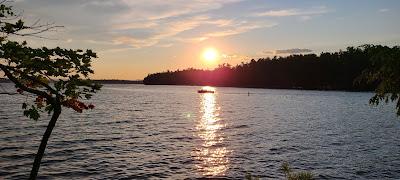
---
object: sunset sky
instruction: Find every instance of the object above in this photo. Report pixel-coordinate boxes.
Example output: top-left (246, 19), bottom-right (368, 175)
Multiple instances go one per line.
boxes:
top-left (13, 0), bottom-right (400, 80)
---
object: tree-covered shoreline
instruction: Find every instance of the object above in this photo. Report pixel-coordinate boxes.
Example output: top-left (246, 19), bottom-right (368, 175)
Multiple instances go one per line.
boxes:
top-left (144, 45), bottom-right (397, 91)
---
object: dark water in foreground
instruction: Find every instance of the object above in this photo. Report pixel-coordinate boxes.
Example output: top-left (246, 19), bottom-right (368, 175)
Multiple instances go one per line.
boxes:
top-left (0, 84), bottom-right (400, 179)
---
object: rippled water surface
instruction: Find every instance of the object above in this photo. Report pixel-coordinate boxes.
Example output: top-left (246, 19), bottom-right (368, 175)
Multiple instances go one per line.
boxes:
top-left (1, 84), bottom-right (400, 179)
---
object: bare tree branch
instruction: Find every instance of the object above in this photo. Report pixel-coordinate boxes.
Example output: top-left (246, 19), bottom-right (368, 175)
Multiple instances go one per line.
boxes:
top-left (0, 64), bottom-right (53, 101)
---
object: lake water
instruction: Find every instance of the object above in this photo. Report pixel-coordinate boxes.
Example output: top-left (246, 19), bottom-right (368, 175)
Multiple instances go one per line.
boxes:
top-left (0, 84), bottom-right (400, 179)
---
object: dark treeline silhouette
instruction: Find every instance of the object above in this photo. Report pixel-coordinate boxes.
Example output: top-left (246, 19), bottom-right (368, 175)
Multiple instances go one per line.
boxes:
top-left (144, 44), bottom-right (399, 91)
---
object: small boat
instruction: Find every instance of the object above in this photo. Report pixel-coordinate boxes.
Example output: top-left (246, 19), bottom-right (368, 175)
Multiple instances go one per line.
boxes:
top-left (198, 89), bottom-right (215, 93)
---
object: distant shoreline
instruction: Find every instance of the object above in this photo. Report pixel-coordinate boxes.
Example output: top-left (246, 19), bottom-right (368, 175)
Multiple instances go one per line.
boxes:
top-left (92, 79), bottom-right (143, 84)
top-left (0, 78), bottom-right (143, 84)
top-left (142, 83), bottom-right (374, 92)
top-left (1, 78), bottom-right (374, 92)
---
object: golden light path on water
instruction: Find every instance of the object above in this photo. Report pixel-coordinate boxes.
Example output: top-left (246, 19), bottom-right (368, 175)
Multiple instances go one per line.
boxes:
top-left (194, 87), bottom-right (230, 176)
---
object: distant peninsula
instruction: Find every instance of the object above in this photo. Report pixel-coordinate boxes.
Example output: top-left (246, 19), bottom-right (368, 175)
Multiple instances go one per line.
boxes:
top-left (143, 45), bottom-right (393, 91)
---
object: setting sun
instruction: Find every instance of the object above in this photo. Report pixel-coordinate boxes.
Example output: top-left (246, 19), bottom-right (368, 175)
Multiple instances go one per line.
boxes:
top-left (1, 1), bottom-right (399, 179)
top-left (203, 48), bottom-right (219, 63)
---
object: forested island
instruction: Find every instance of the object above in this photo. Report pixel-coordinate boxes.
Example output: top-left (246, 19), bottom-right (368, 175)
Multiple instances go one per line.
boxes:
top-left (144, 45), bottom-right (398, 91)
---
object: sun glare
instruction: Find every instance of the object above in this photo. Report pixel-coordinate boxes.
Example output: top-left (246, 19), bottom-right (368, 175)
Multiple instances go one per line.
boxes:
top-left (203, 48), bottom-right (218, 63)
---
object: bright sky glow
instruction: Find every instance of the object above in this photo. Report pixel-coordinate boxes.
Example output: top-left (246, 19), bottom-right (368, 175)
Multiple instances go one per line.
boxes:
top-left (10, 0), bottom-right (400, 80)
top-left (203, 48), bottom-right (219, 63)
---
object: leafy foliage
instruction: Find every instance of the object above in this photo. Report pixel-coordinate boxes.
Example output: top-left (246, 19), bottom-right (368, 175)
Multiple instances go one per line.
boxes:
top-left (281, 162), bottom-right (314, 180)
top-left (0, 3), bottom-right (101, 120)
top-left (356, 45), bottom-right (400, 115)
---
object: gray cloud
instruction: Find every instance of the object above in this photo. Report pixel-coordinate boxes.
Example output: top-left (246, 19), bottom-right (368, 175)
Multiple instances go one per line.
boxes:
top-left (276, 48), bottom-right (313, 54)
top-left (378, 8), bottom-right (389, 13)
top-left (262, 50), bottom-right (274, 54)
top-left (14, 0), bottom-right (254, 49)
top-left (11, 0), bottom-right (290, 49)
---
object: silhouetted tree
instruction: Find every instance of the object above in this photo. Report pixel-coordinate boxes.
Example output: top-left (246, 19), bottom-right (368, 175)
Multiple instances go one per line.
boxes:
top-left (0, 3), bottom-right (101, 179)
top-left (356, 45), bottom-right (400, 115)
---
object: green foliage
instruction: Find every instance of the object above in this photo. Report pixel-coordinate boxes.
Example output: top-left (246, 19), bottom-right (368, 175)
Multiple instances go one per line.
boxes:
top-left (0, 4), bottom-right (25, 35)
top-left (0, 3), bottom-right (101, 119)
top-left (23, 106), bottom-right (40, 121)
top-left (244, 162), bottom-right (314, 180)
top-left (356, 45), bottom-right (400, 115)
top-left (281, 162), bottom-right (314, 180)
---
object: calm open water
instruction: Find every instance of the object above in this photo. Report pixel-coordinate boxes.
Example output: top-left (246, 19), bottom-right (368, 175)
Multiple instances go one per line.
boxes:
top-left (0, 84), bottom-right (399, 179)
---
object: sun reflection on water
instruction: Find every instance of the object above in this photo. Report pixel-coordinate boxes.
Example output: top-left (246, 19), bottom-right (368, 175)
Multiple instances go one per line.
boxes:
top-left (193, 87), bottom-right (230, 176)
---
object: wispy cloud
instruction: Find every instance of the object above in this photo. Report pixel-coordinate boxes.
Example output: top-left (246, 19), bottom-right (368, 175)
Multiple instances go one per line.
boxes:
top-left (13, 1), bottom-right (327, 49)
top-left (261, 50), bottom-right (274, 55)
top-left (276, 48), bottom-right (313, 54)
top-left (176, 37), bottom-right (209, 43)
top-left (112, 15), bottom-right (276, 48)
top-left (254, 6), bottom-right (330, 17)
top-left (113, 0), bottom-right (243, 22)
top-left (206, 22), bottom-right (277, 37)
top-left (378, 8), bottom-right (389, 13)
top-left (15, 0), bottom-right (248, 48)
top-left (112, 36), bottom-right (158, 48)
top-left (111, 15), bottom-right (230, 48)
top-left (104, 0), bottom-right (282, 48)
top-left (299, 16), bottom-right (312, 21)
top-left (221, 53), bottom-right (251, 63)
top-left (263, 48), bottom-right (313, 55)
